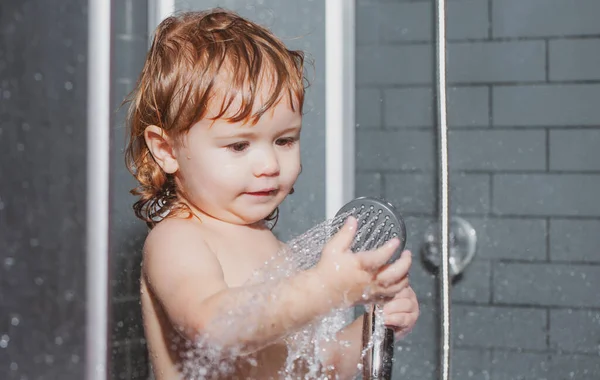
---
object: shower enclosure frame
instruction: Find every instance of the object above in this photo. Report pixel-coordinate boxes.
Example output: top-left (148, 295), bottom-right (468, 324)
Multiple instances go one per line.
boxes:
top-left (84, 0), bottom-right (452, 378)
top-left (86, 0), bottom-right (111, 379)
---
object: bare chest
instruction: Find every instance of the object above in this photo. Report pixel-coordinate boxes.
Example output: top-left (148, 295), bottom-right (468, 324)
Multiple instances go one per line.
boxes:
top-left (211, 234), bottom-right (285, 288)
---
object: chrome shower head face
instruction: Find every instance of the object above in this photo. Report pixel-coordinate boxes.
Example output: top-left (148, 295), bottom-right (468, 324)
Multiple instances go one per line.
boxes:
top-left (334, 197), bottom-right (407, 263)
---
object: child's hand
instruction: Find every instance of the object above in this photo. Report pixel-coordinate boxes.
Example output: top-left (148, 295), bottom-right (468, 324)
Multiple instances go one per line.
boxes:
top-left (315, 216), bottom-right (412, 307)
top-left (383, 286), bottom-right (419, 340)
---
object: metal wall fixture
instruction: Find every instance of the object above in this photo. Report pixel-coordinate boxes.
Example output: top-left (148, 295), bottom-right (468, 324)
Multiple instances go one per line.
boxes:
top-left (422, 217), bottom-right (477, 279)
top-left (433, 0), bottom-right (452, 379)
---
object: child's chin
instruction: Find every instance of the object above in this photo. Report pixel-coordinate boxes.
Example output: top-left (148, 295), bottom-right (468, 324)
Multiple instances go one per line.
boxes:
top-left (239, 210), bottom-right (277, 225)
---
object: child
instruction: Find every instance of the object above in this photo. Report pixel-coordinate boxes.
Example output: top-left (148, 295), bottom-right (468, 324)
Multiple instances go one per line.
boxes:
top-left (125, 8), bottom-right (419, 380)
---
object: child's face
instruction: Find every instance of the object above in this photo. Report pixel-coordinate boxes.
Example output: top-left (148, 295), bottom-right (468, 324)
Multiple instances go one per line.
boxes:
top-left (173, 98), bottom-right (302, 225)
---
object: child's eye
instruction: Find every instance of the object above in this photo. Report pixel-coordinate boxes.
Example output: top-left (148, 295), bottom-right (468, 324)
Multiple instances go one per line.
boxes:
top-left (276, 137), bottom-right (298, 147)
top-left (227, 142), bottom-right (249, 152)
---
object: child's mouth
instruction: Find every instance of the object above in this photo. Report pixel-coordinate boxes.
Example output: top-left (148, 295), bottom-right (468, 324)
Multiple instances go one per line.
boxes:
top-left (246, 189), bottom-right (278, 197)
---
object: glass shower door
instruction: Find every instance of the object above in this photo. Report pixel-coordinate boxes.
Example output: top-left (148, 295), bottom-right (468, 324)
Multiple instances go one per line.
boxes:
top-left (355, 0), bottom-right (600, 379)
top-left (354, 0), bottom-right (441, 378)
top-left (445, 1), bottom-right (600, 379)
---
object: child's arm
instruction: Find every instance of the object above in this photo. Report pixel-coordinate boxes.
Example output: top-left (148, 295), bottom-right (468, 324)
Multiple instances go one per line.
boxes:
top-left (143, 217), bottom-right (406, 354)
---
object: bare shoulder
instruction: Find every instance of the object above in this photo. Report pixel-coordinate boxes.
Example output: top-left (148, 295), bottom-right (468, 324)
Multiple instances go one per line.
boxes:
top-left (142, 217), bottom-right (227, 324)
top-left (144, 217), bottom-right (211, 257)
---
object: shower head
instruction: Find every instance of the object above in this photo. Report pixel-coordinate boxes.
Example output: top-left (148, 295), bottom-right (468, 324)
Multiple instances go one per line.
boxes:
top-left (334, 196), bottom-right (407, 380)
top-left (334, 196), bottom-right (407, 263)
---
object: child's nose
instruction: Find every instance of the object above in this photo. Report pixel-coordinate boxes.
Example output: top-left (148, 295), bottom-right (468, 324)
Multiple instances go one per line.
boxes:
top-left (253, 149), bottom-right (280, 177)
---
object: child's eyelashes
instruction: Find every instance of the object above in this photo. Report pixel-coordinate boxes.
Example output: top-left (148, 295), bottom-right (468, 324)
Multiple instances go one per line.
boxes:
top-left (227, 141), bottom-right (250, 152)
top-left (275, 137), bottom-right (298, 147)
top-left (225, 137), bottom-right (299, 152)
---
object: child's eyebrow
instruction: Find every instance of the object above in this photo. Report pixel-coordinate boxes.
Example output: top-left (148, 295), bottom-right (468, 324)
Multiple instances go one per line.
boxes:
top-left (278, 124), bottom-right (303, 134)
top-left (215, 124), bottom-right (302, 139)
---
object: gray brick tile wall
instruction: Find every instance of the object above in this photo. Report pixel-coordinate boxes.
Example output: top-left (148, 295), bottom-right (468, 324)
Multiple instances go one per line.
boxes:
top-left (548, 354), bottom-right (600, 380)
top-left (452, 259), bottom-right (491, 304)
top-left (356, 0), bottom-right (600, 378)
top-left (384, 86), bottom-right (490, 128)
top-left (355, 171), bottom-right (383, 198)
top-left (493, 174), bottom-right (600, 216)
top-left (356, 1), bottom-right (378, 45)
top-left (452, 348), bottom-right (492, 379)
top-left (450, 173), bottom-right (491, 215)
top-left (384, 87), bottom-right (434, 128)
top-left (549, 39), bottom-right (600, 81)
top-left (490, 351), bottom-right (550, 380)
top-left (549, 129), bottom-right (600, 171)
top-left (393, 343), bottom-right (437, 379)
top-left (449, 130), bottom-right (546, 171)
top-left (379, 1), bottom-right (489, 43)
top-left (356, 130), bottom-right (435, 171)
top-left (493, 263), bottom-right (600, 307)
top-left (384, 173), bottom-right (436, 214)
top-left (453, 305), bottom-right (548, 350)
top-left (356, 88), bottom-right (382, 128)
top-left (447, 86), bottom-right (490, 127)
top-left (549, 219), bottom-right (600, 263)
top-left (492, 0), bottom-right (600, 38)
top-left (493, 84), bottom-right (600, 127)
top-left (356, 45), bottom-right (432, 85)
top-left (448, 41), bottom-right (546, 83)
top-left (549, 309), bottom-right (600, 353)
top-left (470, 217), bottom-right (547, 261)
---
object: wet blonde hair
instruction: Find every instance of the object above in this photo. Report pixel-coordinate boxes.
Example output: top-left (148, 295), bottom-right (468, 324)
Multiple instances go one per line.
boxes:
top-left (124, 9), bottom-right (307, 228)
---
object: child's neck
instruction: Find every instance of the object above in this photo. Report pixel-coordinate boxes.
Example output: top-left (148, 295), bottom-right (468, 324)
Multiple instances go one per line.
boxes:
top-left (183, 203), bottom-right (271, 234)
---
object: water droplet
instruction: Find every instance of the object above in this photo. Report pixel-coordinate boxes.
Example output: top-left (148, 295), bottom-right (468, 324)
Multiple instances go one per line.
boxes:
top-left (0, 334), bottom-right (10, 348)
top-left (4, 257), bottom-right (14, 268)
top-left (10, 362), bottom-right (18, 371)
top-left (34, 277), bottom-right (44, 285)
top-left (34, 73), bottom-right (43, 81)
top-left (64, 81), bottom-right (73, 90)
top-left (64, 290), bottom-right (74, 301)
top-left (54, 336), bottom-right (63, 345)
top-left (45, 354), bottom-right (54, 364)
top-left (11, 316), bottom-right (19, 326)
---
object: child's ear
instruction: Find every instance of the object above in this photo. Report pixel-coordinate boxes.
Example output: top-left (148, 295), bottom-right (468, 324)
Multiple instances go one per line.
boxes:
top-left (144, 125), bottom-right (179, 174)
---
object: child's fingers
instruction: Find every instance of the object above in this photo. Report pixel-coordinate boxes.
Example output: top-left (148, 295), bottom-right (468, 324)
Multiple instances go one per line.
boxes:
top-left (383, 313), bottom-right (412, 330)
top-left (377, 250), bottom-right (412, 285)
top-left (325, 216), bottom-right (358, 255)
top-left (378, 276), bottom-right (410, 297)
top-left (383, 290), bottom-right (417, 314)
top-left (356, 238), bottom-right (400, 271)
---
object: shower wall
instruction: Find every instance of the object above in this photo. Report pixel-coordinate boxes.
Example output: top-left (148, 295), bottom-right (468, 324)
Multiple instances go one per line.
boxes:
top-left (0, 0), bottom-right (88, 379)
top-left (109, 0), bottom-right (151, 379)
top-left (355, 0), bottom-right (600, 379)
